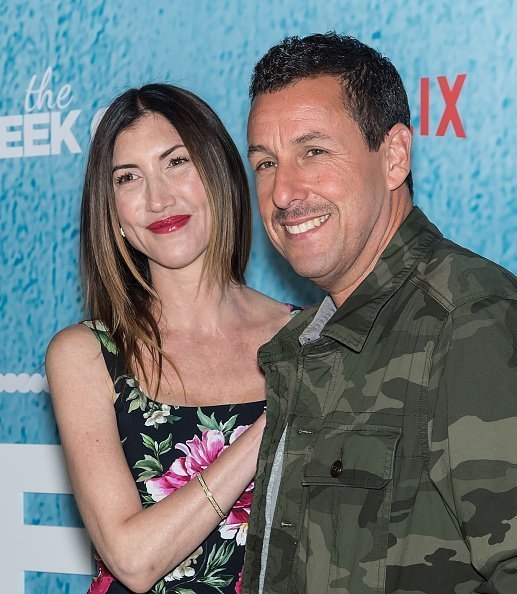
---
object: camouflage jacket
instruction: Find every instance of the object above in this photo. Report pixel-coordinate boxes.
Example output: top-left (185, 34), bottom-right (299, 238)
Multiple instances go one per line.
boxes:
top-left (242, 207), bottom-right (517, 594)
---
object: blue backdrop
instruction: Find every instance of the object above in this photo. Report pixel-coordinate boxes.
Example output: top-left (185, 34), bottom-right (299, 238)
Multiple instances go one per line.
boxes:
top-left (1, 1), bottom-right (515, 592)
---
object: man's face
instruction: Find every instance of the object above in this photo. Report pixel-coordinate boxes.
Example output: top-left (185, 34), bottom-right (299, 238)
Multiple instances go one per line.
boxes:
top-left (247, 75), bottom-right (395, 295)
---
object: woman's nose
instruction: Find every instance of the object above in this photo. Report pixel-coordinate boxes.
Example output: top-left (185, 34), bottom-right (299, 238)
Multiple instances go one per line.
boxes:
top-left (145, 175), bottom-right (175, 212)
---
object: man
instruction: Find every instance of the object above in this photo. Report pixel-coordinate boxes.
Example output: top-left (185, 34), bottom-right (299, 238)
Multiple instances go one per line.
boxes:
top-left (243, 33), bottom-right (517, 593)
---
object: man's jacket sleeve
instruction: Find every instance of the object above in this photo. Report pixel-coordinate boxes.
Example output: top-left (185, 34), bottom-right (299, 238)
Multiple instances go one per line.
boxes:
top-left (429, 295), bottom-right (517, 593)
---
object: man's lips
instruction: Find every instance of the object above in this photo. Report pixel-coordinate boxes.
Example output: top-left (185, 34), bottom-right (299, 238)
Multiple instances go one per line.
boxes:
top-left (146, 215), bottom-right (191, 234)
top-left (282, 214), bottom-right (330, 235)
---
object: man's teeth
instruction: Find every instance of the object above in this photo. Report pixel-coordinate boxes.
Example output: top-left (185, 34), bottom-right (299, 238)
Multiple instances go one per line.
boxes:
top-left (284, 214), bottom-right (330, 235)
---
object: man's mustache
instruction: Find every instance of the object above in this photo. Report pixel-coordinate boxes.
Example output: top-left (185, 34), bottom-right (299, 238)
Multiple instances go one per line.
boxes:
top-left (271, 203), bottom-right (336, 225)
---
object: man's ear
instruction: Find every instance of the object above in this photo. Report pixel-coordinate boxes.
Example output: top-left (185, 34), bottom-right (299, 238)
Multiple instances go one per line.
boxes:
top-left (385, 124), bottom-right (412, 191)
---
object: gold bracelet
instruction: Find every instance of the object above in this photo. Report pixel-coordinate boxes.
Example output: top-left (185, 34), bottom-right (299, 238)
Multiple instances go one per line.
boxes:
top-left (196, 472), bottom-right (227, 520)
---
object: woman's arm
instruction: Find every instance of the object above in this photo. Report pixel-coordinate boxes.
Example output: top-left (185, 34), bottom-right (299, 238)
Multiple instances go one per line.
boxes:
top-left (46, 324), bottom-right (265, 594)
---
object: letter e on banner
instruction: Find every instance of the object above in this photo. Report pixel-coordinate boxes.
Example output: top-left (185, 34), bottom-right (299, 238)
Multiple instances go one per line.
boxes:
top-left (0, 444), bottom-right (94, 594)
top-left (51, 110), bottom-right (81, 154)
top-left (24, 113), bottom-right (51, 157)
top-left (0, 115), bottom-right (23, 158)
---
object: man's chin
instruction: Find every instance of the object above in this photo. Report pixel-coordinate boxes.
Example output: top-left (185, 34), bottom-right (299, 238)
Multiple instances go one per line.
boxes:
top-left (288, 258), bottom-right (333, 285)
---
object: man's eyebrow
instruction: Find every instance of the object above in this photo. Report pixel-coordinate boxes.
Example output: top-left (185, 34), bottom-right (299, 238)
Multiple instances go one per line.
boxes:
top-left (247, 144), bottom-right (269, 157)
top-left (112, 144), bottom-right (185, 173)
top-left (294, 132), bottom-right (332, 145)
top-left (247, 133), bottom-right (332, 158)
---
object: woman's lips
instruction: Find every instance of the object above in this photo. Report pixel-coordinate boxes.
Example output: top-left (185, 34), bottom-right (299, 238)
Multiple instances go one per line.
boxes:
top-left (146, 215), bottom-right (191, 234)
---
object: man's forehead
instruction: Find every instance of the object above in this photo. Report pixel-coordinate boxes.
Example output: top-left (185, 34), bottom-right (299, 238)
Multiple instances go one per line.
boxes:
top-left (251, 76), bottom-right (342, 110)
top-left (247, 79), bottom-right (351, 145)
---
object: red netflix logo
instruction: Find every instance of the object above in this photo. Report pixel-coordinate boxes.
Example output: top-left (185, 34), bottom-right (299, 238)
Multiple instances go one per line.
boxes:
top-left (412, 74), bottom-right (467, 138)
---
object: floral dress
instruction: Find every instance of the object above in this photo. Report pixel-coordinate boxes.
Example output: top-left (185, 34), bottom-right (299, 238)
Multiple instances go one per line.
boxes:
top-left (84, 321), bottom-right (264, 594)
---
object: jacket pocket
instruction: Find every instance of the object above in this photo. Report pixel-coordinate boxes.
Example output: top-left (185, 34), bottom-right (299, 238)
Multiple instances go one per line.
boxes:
top-left (302, 424), bottom-right (400, 488)
top-left (297, 424), bottom-right (401, 594)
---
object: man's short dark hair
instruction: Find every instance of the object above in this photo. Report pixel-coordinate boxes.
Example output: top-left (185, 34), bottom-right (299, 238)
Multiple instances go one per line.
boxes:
top-left (250, 32), bottom-right (413, 196)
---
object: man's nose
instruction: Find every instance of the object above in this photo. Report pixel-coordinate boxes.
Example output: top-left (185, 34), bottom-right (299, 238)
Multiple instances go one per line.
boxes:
top-left (145, 176), bottom-right (175, 212)
top-left (271, 162), bottom-right (308, 209)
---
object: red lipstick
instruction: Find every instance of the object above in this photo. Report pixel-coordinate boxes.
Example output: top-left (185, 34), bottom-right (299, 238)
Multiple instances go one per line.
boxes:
top-left (147, 215), bottom-right (191, 234)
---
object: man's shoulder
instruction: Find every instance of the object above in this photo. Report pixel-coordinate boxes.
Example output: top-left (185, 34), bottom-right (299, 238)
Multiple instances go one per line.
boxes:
top-left (412, 236), bottom-right (517, 311)
top-left (257, 305), bottom-right (319, 361)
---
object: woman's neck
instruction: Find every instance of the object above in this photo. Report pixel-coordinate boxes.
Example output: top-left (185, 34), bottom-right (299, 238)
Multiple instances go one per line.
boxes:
top-left (149, 267), bottom-right (245, 336)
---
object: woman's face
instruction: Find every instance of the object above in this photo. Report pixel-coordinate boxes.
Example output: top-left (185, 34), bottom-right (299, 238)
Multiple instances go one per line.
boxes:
top-left (112, 112), bottom-right (212, 278)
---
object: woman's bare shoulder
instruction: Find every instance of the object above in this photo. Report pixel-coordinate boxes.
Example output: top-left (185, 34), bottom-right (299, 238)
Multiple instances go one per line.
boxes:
top-left (46, 322), bottom-right (115, 407)
top-left (243, 287), bottom-right (292, 314)
top-left (239, 288), bottom-right (297, 340)
top-left (46, 322), bottom-right (102, 368)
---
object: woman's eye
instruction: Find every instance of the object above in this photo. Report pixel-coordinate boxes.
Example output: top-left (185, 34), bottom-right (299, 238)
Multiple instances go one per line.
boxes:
top-left (168, 156), bottom-right (189, 167)
top-left (115, 172), bottom-right (136, 185)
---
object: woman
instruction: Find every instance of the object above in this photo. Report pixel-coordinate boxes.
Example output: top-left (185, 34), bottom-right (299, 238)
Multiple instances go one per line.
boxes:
top-left (46, 84), bottom-right (295, 594)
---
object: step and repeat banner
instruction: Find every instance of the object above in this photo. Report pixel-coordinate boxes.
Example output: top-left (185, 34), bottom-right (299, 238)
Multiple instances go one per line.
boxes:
top-left (1, 1), bottom-right (515, 592)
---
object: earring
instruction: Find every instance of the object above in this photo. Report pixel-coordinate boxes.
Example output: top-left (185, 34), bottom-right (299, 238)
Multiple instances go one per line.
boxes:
top-left (120, 227), bottom-right (126, 238)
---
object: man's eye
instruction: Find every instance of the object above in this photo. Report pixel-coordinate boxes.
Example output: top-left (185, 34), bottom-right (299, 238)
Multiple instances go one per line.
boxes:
top-left (256, 160), bottom-right (275, 171)
top-left (115, 172), bottom-right (136, 185)
top-left (307, 148), bottom-right (326, 157)
top-left (168, 156), bottom-right (189, 167)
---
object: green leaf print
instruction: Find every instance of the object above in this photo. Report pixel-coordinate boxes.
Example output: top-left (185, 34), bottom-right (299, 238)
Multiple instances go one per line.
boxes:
top-left (96, 330), bottom-right (118, 354)
top-left (141, 432), bottom-right (158, 453)
top-left (136, 433), bottom-right (173, 484)
top-left (196, 408), bottom-right (220, 433)
top-left (134, 454), bottom-right (163, 472)
top-left (158, 434), bottom-right (173, 455)
top-left (134, 454), bottom-right (163, 482)
top-left (135, 469), bottom-right (161, 483)
top-left (151, 579), bottom-right (167, 594)
top-left (219, 415), bottom-right (238, 439)
top-left (127, 387), bottom-right (148, 412)
top-left (116, 375), bottom-right (148, 412)
top-left (141, 433), bottom-right (173, 458)
top-left (199, 575), bottom-right (234, 591)
top-left (198, 541), bottom-right (235, 589)
top-left (166, 414), bottom-right (183, 424)
top-left (140, 491), bottom-right (156, 507)
top-left (196, 409), bottom-right (239, 441)
top-left (83, 321), bottom-right (118, 354)
top-left (207, 541), bottom-right (235, 570)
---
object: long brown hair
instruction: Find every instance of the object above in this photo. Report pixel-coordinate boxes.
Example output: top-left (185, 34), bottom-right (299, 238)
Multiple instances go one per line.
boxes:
top-left (81, 84), bottom-right (252, 393)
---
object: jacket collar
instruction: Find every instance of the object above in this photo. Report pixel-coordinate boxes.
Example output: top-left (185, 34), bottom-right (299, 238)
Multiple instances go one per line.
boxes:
top-left (322, 207), bottom-right (442, 351)
top-left (259, 207), bottom-right (442, 364)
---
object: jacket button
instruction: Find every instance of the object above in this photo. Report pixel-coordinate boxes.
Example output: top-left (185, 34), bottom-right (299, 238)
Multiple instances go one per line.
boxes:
top-left (330, 460), bottom-right (343, 478)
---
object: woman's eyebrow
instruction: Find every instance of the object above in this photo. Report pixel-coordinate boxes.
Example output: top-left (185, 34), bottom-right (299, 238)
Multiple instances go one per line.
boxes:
top-left (112, 144), bottom-right (186, 173)
top-left (112, 163), bottom-right (137, 173)
top-left (159, 144), bottom-right (185, 160)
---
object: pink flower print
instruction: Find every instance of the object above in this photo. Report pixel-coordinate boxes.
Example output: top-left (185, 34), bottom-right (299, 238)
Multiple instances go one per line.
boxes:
top-left (218, 426), bottom-right (254, 544)
top-left (146, 429), bottom-right (226, 501)
top-left (229, 424), bottom-right (250, 443)
top-left (146, 424), bottom-right (254, 543)
top-left (177, 428), bottom-right (226, 475)
top-left (235, 569), bottom-right (243, 594)
top-left (220, 487), bottom-right (253, 545)
top-left (88, 558), bottom-right (115, 594)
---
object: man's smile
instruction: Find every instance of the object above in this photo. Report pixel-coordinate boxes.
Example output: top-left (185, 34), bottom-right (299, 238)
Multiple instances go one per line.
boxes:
top-left (284, 214), bottom-right (330, 235)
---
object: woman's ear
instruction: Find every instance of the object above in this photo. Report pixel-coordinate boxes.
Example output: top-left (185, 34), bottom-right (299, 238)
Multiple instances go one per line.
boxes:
top-left (385, 124), bottom-right (412, 191)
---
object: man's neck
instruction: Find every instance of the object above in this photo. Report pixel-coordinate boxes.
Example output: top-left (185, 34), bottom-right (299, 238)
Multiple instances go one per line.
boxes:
top-left (330, 194), bottom-right (413, 308)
